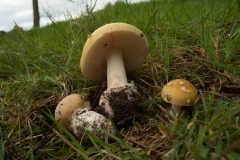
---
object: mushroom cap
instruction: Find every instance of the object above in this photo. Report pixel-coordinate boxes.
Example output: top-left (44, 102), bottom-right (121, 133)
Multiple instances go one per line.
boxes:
top-left (55, 94), bottom-right (90, 129)
top-left (80, 22), bottom-right (149, 81)
top-left (161, 79), bottom-right (198, 106)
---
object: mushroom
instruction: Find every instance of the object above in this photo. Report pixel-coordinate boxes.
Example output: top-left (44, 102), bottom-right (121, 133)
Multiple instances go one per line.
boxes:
top-left (55, 94), bottom-right (90, 129)
top-left (160, 79), bottom-right (198, 115)
top-left (70, 108), bottom-right (115, 143)
top-left (80, 23), bottom-right (149, 125)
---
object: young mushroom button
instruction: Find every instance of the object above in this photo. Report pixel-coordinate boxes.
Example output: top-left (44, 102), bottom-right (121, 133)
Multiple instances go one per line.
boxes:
top-left (70, 108), bottom-right (116, 144)
top-left (160, 79), bottom-right (198, 115)
top-left (55, 94), bottom-right (91, 129)
top-left (80, 23), bottom-right (149, 125)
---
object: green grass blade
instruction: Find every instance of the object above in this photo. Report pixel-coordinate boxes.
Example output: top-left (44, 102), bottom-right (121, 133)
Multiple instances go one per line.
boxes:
top-left (0, 127), bottom-right (4, 160)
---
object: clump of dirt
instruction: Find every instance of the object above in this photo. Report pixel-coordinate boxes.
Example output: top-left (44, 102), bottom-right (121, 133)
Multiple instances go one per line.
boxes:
top-left (95, 84), bottom-right (143, 127)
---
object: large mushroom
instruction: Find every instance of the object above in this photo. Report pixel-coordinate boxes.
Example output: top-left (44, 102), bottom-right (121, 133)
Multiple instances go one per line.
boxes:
top-left (160, 79), bottom-right (198, 115)
top-left (80, 23), bottom-right (149, 125)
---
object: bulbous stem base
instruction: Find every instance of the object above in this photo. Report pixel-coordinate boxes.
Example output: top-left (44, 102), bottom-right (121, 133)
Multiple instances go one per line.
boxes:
top-left (98, 82), bottom-right (140, 126)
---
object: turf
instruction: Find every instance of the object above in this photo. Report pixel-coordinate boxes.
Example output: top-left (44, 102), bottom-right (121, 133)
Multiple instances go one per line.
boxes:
top-left (0, 0), bottom-right (240, 159)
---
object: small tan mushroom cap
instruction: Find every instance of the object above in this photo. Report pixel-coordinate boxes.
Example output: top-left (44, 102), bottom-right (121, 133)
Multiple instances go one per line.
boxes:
top-left (55, 94), bottom-right (90, 129)
top-left (161, 79), bottom-right (198, 106)
top-left (80, 22), bottom-right (149, 81)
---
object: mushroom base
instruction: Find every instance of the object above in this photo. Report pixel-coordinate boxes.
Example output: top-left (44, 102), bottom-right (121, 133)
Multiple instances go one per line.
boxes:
top-left (170, 105), bottom-right (194, 118)
top-left (98, 82), bottom-right (141, 127)
top-left (70, 108), bottom-right (115, 144)
top-left (170, 104), bottom-right (182, 116)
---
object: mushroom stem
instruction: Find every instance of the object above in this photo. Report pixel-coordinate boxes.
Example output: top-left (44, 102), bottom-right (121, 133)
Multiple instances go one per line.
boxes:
top-left (106, 47), bottom-right (128, 88)
top-left (171, 104), bottom-right (182, 115)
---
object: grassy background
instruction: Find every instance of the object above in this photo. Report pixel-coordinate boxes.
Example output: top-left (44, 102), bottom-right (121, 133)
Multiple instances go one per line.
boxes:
top-left (1, 0), bottom-right (240, 159)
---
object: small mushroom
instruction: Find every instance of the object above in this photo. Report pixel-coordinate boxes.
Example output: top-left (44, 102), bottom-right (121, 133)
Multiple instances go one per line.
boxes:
top-left (160, 79), bottom-right (198, 115)
top-left (55, 94), bottom-right (90, 129)
top-left (80, 23), bottom-right (149, 125)
top-left (70, 108), bottom-right (115, 143)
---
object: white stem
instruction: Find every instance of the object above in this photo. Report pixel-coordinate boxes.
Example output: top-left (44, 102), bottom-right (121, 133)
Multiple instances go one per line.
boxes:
top-left (171, 104), bottom-right (182, 115)
top-left (106, 47), bottom-right (128, 88)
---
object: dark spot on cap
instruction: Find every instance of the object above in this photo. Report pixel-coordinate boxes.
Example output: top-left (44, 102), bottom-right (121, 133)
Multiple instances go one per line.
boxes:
top-left (140, 33), bottom-right (144, 37)
top-left (166, 95), bottom-right (171, 102)
top-left (104, 43), bottom-right (107, 47)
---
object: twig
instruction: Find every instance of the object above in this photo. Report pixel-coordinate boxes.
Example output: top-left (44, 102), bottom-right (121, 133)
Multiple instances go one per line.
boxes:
top-left (101, 149), bottom-right (122, 160)
top-left (4, 134), bottom-right (21, 159)
top-left (33, 126), bottom-right (55, 154)
top-left (121, 133), bottom-right (161, 157)
top-left (52, 128), bottom-right (90, 160)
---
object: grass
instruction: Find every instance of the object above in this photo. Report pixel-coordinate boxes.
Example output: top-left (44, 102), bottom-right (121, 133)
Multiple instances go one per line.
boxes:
top-left (0, 0), bottom-right (240, 159)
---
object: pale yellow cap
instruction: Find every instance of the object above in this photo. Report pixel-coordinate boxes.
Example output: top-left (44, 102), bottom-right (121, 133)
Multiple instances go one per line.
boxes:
top-left (80, 23), bottom-right (149, 81)
top-left (161, 79), bottom-right (198, 106)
